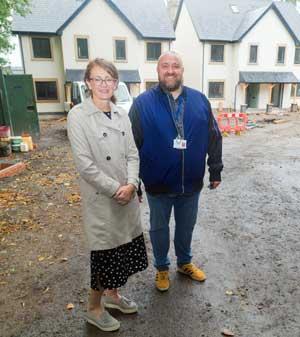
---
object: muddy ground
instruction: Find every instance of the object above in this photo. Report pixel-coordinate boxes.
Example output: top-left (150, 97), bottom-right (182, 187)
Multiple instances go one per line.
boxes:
top-left (0, 113), bottom-right (300, 337)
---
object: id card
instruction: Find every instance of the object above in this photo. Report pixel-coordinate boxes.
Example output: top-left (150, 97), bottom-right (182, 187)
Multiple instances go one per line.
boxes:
top-left (173, 138), bottom-right (187, 150)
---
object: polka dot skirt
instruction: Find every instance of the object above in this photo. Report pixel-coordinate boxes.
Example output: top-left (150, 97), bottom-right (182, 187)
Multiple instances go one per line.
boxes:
top-left (90, 234), bottom-right (148, 290)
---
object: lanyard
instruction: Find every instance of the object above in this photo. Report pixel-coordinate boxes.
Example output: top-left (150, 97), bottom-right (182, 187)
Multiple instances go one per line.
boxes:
top-left (167, 94), bottom-right (185, 138)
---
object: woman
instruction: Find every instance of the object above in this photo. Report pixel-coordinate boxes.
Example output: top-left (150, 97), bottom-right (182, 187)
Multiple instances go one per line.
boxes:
top-left (67, 58), bottom-right (148, 332)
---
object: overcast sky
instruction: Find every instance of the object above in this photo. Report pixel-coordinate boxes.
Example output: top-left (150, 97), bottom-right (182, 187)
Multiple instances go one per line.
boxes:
top-left (7, 36), bottom-right (22, 67)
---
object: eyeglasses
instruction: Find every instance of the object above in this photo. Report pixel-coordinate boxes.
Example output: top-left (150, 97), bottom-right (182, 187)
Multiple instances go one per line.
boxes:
top-left (89, 77), bottom-right (117, 87)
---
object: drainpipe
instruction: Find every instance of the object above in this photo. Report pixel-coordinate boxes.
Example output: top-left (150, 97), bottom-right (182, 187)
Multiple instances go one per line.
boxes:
top-left (234, 82), bottom-right (239, 112)
top-left (18, 35), bottom-right (26, 74)
top-left (202, 41), bottom-right (205, 92)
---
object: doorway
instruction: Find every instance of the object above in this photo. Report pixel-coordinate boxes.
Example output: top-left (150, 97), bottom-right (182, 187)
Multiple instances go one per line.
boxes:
top-left (271, 84), bottom-right (283, 107)
top-left (246, 84), bottom-right (259, 108)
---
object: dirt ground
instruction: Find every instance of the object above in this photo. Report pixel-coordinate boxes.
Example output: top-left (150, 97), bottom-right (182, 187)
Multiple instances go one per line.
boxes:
top-left (1, 112), bottom-right (300, 337)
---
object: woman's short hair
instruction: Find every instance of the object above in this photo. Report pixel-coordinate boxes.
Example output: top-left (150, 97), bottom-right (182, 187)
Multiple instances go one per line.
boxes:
top-left (84, 58), bottom-right (119, 103)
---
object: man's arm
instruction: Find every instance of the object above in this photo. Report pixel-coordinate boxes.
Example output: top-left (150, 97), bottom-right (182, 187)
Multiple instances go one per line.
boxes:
top-left (206, 101), bottom-right (223, 183)
top-left (129, 100), bottom-right (144, 200)
top-left (128, 100), bottom-right (143, 150)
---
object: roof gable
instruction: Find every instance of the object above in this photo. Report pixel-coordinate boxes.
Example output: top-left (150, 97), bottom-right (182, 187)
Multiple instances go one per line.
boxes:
top-left (175, 0), bottom-right (300, 44)
top-left (12, 0), bottom-right (88, 35)
top-left (12, 0), bottom-right (175, 40)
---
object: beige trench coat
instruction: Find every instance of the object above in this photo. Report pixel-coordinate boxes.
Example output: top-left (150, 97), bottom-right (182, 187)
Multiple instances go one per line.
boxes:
top-left (67, 97), bottom-right (143, 251)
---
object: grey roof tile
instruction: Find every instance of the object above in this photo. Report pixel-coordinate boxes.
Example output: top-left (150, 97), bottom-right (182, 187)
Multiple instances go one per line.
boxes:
top-left (239, 71), bottom-right (299, 83)
top-left (182, 0), bottom-right (300, 43)
top-left (12, 0), bottom-right (87, 34)
top-left (273, 1), bottom-right (300, 43)
top-left (12, 0), bottom-right (175, 39)
top-left (107, 0), bottom-right (175, 39)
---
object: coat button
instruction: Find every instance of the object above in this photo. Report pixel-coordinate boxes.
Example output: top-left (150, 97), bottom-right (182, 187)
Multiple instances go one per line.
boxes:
top-left (106, 156), bottom-right (111, 161)
top-left (103, 132), bottom-right (107, 137)
top-left (122, 131), bottom-right (125, 136)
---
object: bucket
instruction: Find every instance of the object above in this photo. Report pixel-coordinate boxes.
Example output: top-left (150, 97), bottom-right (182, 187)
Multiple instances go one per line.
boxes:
top-left (0, 126), bottom-right (11, 138)
top-left (11, 143), bottom-right (21, 152)
top-left (11, 136), bottom-right (22, 145)
top-left (0, 141), bottom-right (12, 157)
top-left (20, 142), bottom-right (29, 152)
top-left (22, 136), bottom-right (33, 151)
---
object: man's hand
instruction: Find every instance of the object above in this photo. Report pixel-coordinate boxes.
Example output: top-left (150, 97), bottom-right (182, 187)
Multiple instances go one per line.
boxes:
top-left (209, 181), bottom-right (221, 189)
top-left (113, 184), bottom-right (136, 205)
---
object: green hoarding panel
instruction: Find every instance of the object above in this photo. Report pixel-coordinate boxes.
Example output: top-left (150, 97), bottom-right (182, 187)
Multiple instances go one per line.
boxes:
top-left (0, 70), bottom-right (40, 138)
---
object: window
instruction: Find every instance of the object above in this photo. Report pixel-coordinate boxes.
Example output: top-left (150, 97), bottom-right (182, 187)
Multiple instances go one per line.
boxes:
top-left (230, 4), bottom-right (239, 13)
top-left (35, 80), bottom-right (58, 102)
top-left (210, 45), bottom-right (224, 63)
top-left (294, 47), bottom-right (300, 64)
top-left (31, 37), bottom-right (52, 59)
top-left (76, 37), bottom-right (89, 60)
top-left (277, 46), bottom-right (286, 64)
top-left (145, 81), bottom-right (158, 90)
top-left (249, 45), bottom-right (258, 64)
top-left (114, 39), bottom-right (126, 61)
top-left (291, 84), bottom-right (300, 97)
top-left (208, 81), bottom-right (224, 99)
top-left (146, 42), bottom-right (161, 61)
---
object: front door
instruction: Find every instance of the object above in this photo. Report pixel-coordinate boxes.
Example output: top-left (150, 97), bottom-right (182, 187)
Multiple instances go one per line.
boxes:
top-left (271, 84), bottom-right (283, 107)
top-left (5, 74), bottom-right (40, 138)
top-left (246, 84), bottom-right (259, 108)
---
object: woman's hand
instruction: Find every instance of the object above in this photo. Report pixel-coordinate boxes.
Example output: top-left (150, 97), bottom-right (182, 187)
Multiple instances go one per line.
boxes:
top-left (113, 184), bottom-right (136, 205)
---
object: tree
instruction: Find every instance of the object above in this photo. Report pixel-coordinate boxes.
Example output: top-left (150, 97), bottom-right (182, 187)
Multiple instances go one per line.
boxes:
top-left (0, 0), bottom-right (31, 65)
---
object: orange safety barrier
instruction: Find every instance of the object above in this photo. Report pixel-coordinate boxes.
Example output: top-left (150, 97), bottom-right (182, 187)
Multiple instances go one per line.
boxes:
top-left (217, 113), bottom-right (248, 134)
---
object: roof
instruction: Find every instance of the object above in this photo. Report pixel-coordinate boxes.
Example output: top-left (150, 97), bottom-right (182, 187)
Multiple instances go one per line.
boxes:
top-left (175, 0), bottom-right (300, 44)
top-left (12, 0), bottom-right (175, 40)
top-left (12, 0), bottom-right (88, 35)
top-left (65, 69), bottom-right (141, 83)
top-left (239, 71), bottom-right (299, 84)
top-left (118, 70), bottom-right (141, 83)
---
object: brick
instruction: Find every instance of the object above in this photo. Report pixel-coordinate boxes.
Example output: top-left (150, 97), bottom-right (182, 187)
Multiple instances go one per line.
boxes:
top-left (0, 162), bottom-right (26, 179)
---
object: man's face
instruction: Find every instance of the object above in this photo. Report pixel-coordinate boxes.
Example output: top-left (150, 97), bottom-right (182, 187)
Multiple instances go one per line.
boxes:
top-left (157, 54), bottom-right (184, 92)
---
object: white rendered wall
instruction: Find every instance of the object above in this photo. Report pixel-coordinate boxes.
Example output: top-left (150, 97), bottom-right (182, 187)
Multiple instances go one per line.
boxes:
top-left (237, 8), bottom-right (298, 109)
top-left (173, 2), bottom-right (202, 90)
top-left (21, 35), bottom-right (65, 114)
top-left (61, 0), bottom-right (170, 93)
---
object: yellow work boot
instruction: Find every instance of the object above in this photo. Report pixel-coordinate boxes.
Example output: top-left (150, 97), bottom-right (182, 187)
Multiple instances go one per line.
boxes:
top-left (155, 270), bottom-right (170, 291)
top-left (177, 263), bottom-right (206, 282)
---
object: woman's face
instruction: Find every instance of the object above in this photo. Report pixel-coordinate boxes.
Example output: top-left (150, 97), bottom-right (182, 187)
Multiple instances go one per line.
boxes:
top-left (87, 65), bottom-right (117, 101)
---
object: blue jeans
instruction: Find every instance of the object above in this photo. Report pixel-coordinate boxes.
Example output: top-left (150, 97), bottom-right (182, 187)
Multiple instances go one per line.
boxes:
top-left (146, 192), bottom-right (200, 271)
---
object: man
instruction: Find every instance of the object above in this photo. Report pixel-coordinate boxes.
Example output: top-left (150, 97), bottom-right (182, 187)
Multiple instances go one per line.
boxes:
top-left (129, 51), bottom-right (223, 291)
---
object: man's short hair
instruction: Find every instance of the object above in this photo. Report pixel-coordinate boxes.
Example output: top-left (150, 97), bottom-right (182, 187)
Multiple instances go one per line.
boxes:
top-left (158, 51), bottom-right (183, 66)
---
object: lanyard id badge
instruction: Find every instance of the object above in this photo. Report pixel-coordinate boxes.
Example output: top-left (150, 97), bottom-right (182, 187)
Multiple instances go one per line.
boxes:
top-left (173, 137), bottom-right (187, 150)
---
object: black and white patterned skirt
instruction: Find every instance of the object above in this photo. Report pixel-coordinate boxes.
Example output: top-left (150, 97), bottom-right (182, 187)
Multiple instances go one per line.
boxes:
top-left (90, 234), bottom-right (148, 290)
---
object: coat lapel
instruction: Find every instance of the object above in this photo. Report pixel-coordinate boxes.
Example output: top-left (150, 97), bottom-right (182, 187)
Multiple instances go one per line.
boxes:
top-left (85, 97), bottom-right (122, 131)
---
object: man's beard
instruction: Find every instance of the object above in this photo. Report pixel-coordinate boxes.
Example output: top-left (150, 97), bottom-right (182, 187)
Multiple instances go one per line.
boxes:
top-left (159, 77), bottom-right (183, 92)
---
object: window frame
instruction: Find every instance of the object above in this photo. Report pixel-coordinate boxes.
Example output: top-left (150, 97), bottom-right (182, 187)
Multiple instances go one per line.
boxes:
top-left (210, 44), bottom-right (225, 64)
top-left (74, 35), bottom-right (89, 62)
top-left (33, 78), bottom-right (60, 103)
top-left (145, 80), bottom-right (159, 91)
top-left (208, 80), bottom-right (225, 100)
top-left (291, 83), bottom-right (300, 97)
top-left (294, 47), bottom-right (300, 65)
top-left (276, 45), bottom-right (286, 65)
top-left (31, 36), bottom-right (53, 61)
top-left (249, 44), bottom-right (258, 65)
top-left (145, 41), bottom-right (162, 62)
top-left (113, 37), bottom-right (127, 62)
